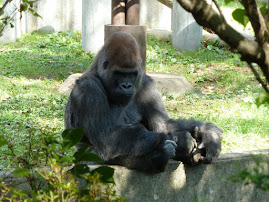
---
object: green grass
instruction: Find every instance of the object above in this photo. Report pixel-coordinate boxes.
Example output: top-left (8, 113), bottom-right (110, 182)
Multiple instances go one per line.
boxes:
top-left (0, 32), bottom-right (93, 80)
top-left (0, 31), bottom-right (268, 168)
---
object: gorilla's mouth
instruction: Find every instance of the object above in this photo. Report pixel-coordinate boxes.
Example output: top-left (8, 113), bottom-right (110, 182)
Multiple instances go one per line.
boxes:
top-left (112, 94), bottom-right (133, 106)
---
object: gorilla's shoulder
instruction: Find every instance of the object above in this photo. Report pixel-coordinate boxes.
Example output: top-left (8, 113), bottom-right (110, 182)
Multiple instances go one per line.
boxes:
top-left (141, 73), bottom-right (154, 86)
top-left (76, 74), bottom-right (100, 85)
top-left (136, 74), bottom-right (156, 98)
top-left (74, 74), bottom-right (104, 92)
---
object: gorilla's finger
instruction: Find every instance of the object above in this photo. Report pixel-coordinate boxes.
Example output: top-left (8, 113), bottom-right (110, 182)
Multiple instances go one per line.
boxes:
top-left (163, 143), bottom-right (176, 158)
top-left (165, 140), bottom-right (177, 148)
top-left (193, 138), bottom-right (198, 149)
top-left (198, 142), bottom-right (205, 149)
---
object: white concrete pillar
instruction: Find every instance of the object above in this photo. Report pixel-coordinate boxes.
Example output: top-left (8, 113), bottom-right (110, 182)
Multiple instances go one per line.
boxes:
top-left (0, 0), bottom-right (26, 43)
top-left (140, 0), bottom-right (171, 30)
top-left (172, 0), bottom-right (202, 51)
top-left (82, 0), bottom-right (111, 53)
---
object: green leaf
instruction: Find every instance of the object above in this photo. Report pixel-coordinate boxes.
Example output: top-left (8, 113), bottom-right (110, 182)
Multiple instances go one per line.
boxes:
top-left (92, 166), bottom-right (115, 183)
top-left (0, 135), bottom-right (8, 147)
top-left (62, 128), bottom-right (84, 149)
top-left (207, 45), bottom-right (213, 51)
top-left (74, 147), bottom-right (103, 164)
top-left (224, 0), bottom-right (234, 5)
top-left (256, 92), bottom-right (269, 107)
top-left (260, 4), bottom-right (267, 16)
top-left (59, 156), bottom-right (73, 162)
top-left (70, 164), bottom-right (90, 176)
top-left (215, 47), bottom-right (224, 54)
top-left (12, 168), bottom-right (31, 177)
top-left (33, 12), bottom-right (42, 18)
top-left (213, 38), bottom-right (220, 46)
top-left (232, 9), bottom-right (249, 28)
top-left (20, 4), bottom-right (28, 12)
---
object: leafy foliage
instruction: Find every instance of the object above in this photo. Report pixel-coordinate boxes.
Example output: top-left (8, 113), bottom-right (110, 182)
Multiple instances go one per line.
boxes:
top-left (256, 92), bottom-right (269, 107)
top-left (0, 128), bottom-right (125, 201)
top-left (232, 8), bottom-right (249, 28)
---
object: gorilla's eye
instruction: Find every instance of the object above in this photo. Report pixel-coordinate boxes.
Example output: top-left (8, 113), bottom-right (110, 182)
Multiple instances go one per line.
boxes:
top-left (132, 71), bottom-right (138, 77)
top-left (103, 61), bottom-right (109, 69)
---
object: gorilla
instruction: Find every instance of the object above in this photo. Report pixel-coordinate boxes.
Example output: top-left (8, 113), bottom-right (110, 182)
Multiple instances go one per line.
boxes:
top-left (65, 32), bottom-right (223, 173)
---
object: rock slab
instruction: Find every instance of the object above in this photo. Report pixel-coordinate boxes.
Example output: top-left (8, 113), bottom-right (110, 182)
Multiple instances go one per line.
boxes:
top-left (58, 72), bottom-right (193, 96)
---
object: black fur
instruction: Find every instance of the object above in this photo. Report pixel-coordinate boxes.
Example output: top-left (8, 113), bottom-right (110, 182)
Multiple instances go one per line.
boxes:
top-left (65, 32), bottom-right (223, 173)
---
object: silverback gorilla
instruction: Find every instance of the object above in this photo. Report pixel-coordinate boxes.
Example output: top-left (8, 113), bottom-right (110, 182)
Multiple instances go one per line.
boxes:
top-left (65, 32), bottom-right (223, 173)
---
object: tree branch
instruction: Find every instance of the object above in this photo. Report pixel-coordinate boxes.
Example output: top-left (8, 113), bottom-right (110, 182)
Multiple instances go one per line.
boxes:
top-left (248, 63), bottom-right (269, 93)
top-left (176, 0), bottom-right (269, 84)
top-left (241, 0), bottom-right (269, 46)
top-left (241, 0), bottom-right (269, 82)
top-left (0, 0), bottom-right (13, 15)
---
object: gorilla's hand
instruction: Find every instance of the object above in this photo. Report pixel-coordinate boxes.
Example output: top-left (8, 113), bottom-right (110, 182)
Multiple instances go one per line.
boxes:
top-left (175, 132), bottom-right (197, 155)
top-left (172, 131), bottom-right (198, 164)
top-left (163, 140), bottom-right (177, 159)
top-left (194, 123), bottom-right (223, 164)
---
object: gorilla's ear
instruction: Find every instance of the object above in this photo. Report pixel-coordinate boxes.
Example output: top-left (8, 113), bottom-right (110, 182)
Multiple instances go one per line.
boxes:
top-left (103, 61), bottom-right (109, 70)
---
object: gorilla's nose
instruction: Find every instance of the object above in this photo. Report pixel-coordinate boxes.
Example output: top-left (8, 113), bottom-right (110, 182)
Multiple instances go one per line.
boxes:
top-left (121, 83), bottom-right (133, 90)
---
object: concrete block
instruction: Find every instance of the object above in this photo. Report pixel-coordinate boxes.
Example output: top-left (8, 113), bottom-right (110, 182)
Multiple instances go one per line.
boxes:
top-left (113, 150), bottom-right (269, 202)
top-left (172, 0), bottom-right (202, 51)
top-left (147, 72), bottom-right (192, 96)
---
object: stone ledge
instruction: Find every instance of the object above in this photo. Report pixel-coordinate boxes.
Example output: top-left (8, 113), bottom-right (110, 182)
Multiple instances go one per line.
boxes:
top-left (113, 150), bottom-right (269, 202)
top-left (1, 150), bottom-right (268, 201)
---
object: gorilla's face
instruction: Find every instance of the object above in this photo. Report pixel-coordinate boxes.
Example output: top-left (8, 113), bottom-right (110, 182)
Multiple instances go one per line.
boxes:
top-left (97, 32), bottom-right (143, 106)
top-left (102, 64), bottom-right (141, 106)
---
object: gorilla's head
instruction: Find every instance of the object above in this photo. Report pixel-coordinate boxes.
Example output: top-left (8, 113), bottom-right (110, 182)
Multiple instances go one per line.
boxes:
top-left (96, 32), bottom-right (143, 106)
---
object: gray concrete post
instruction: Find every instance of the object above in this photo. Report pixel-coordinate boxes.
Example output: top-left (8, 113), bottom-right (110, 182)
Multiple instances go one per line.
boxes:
top-left (172, 0), bottom-right (202, 51)
top-left (82, 0), bottom-right (111, 53)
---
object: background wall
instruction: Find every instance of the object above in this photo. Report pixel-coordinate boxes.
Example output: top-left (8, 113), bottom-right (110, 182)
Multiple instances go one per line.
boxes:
top-left (1, 0), bottom-right (171, 44)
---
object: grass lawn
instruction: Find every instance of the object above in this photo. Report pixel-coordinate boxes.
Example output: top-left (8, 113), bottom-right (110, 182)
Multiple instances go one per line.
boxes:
top-left (0, 30), bottom-right (268, 168)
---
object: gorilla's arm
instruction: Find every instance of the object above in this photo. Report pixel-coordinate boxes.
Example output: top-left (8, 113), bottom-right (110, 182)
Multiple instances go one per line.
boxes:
top-left (65, 76), bottom-right (176, 172)
top-left (137, 75), bottom-right (223, 164)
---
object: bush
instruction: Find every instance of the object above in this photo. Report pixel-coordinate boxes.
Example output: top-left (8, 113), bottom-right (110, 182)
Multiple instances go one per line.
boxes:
top-left (0, 128), bottom-right (125, 201)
